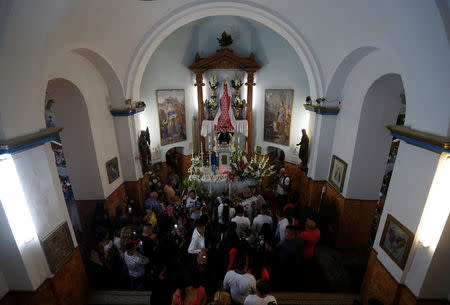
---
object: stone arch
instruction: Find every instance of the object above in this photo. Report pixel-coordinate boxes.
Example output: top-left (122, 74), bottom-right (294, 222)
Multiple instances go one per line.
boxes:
top-left (345, 73), bottom-right (404, 200)
top-left (72, 48), bottom-right (125, 108)
top-left (125, 0), bottom-right (324, 100)
top-left (46, 78), bottom-right (104, 200)
top-left (326, 46), bottom-right (378, 100)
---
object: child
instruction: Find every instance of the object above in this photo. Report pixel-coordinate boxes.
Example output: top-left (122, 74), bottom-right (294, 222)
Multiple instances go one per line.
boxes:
top-left (186, 190), bottom-right (204, 220)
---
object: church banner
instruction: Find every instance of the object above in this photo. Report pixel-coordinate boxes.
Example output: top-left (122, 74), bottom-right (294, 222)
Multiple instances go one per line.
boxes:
top-left (156, 89), bottom-right (187, 146)
top-left (263, 89), bottom-right (294, 146)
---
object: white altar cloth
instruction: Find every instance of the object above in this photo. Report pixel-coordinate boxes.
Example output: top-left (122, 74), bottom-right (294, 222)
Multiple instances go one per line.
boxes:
top-left (189, 173), bottom-right (256, 196)
top-left (201, 120), bottom-right (248, 137)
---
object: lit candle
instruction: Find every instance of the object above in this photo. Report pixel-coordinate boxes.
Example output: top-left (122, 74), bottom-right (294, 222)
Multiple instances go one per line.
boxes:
top-left (128, 206), bottom-right (132, 214)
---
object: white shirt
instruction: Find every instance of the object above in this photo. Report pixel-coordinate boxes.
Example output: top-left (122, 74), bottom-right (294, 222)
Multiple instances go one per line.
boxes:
top-left (276, 218), bottom-right (289, 243)
top-left (218, 203), bottom-right (234, 224)
top-left (252, 214), bottom-right (273, 233)
top-left (240, 196), bottom-right (257, 221)
top-left (223, 270), bottom-right (256, 305)
top-left (113, 236), bottom-right (121, 254)
top-left (124, 251), bottom-right (149, 278)
top-left (276, 176), bottom-right (290, 195)
top-left (188, 227), bottom-right (205, 254)
top-left (231, 215), bottom-right (251, 237)
top-left (244, 294), bottom-right (278, 305)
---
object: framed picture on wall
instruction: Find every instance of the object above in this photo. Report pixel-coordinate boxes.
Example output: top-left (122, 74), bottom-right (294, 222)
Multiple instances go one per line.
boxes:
top-left (106, 157), bottom-right (120, 184)
top-left (263, 89), bottom-right (294, 146)
top-left (379, 214), bottom-right (414, 270)
top-left (328, 154), bottom-right (347, 192)
top-left (156, 89), bottom-right (187, 146)
top-left (40, 222), bottom-right (74, 274)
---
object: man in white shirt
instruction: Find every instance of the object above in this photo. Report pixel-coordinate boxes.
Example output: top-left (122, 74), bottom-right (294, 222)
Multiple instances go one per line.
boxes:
top-left (252, 206), bottom-right (273, 233)
top-left (275, 209), bottom-right (289, 244)
top-left (124, 242), bottom-right (149, 289)
top-left (223, 251), bottom-right (256, 305)
top-left (244, 279), bottom-right (277, 305)
top-left (188, 220), bottom-right (206, 254)
top-left (231, 206), bottom-right (251, 238)
top-left (240, 187), bottom-right (258, 223)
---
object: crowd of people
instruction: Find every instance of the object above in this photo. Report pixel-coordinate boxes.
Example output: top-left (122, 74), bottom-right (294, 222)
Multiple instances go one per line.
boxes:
top-left (87, 168), bottom-right (321, 305)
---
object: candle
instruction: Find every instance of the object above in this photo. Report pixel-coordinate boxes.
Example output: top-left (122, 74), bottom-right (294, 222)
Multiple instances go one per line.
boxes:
top-left (128, 207), bottom-right (132, 214)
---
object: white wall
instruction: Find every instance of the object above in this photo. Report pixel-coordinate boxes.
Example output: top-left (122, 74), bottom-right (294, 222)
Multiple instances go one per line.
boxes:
top-left (373, 143), bottom-right (440, 282)
top-left (331, 50), bottom-right (401, 196)
top-left (47, 51), bottom-right (124, 198)
top-left (139, 15), bottom-right (310, 161)
top-left (345, 74), bottom-right (403, 200)
top-left (47, 79), bottom-right (104, 200)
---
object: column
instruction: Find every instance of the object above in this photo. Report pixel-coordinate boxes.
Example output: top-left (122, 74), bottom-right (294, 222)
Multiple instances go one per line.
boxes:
top-left (195, 72), bottom-right (206, 153)
top-left (245, 71), bottom-right (255, 152)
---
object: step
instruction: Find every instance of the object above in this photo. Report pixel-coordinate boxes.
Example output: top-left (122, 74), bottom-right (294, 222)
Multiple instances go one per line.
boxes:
top-left (87, 290), bottom-right (151, 305)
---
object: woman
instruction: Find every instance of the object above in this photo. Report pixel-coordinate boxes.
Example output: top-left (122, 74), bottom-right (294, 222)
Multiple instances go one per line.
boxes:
top-left (172, 276), bottom-right (207, 305)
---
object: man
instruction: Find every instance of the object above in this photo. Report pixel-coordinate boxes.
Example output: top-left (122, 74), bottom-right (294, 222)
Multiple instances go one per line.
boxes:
top-left (231, 206), bottom-right (251, 238)
top-left (163, 177), bottom-right (176, 203)
top-left (141, 225), bottom-right (158, 260)
top-left (124, 242), bottom-right (149, 289)
top-left (276, 168), bottom-right (290, 206)
top-left (223, 251), bottom-right (256, 305)
top-left (244, 279), bottom-right (277, 305)
top-left (188, 219), bottom-right (206, 254)
top-left (145, 191), bottom-right (164, 216)
top-left (296, 129), bottom-right (309, 173)
top-left (252, 206), bottom-right (273, 233)
top-left (277, 225), bottom-right (304, 290)
top-left (275, 209), bottom-right (289, 244)
top-left (240, 187), bottom-right (257, 222)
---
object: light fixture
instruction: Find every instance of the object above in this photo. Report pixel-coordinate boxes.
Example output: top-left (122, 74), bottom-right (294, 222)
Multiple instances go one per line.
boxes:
top-left (0, 154), bottom-right (38, 247)
top-left (417, 154), bottom-right (450, 249)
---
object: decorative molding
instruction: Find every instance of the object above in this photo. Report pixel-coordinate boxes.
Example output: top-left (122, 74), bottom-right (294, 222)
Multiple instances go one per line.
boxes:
top-left (303, 104), bottom-right (340, 115)
top-left (110, 106), bottom-right (145, 116)
top-left (188, 49), bottom-right (261, 73)
top-left (0, 127), bottom-right (63, 154)
top-left (387, 125), bottom-right (450, 154)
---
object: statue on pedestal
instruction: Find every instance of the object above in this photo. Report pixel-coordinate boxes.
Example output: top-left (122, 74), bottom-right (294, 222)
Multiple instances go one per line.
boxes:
top-left (139, 127), bottom-right (151, 174)
top-left (296, 129), bottom-right (309, 173)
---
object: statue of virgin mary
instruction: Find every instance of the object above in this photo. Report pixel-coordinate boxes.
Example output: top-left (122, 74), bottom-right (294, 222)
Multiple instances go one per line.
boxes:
top-left (214, 80), bottom-right (236, 132)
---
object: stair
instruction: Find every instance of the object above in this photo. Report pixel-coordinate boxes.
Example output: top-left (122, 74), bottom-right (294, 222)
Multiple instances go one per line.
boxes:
top-left (87, 290), bottom-right (360, 305)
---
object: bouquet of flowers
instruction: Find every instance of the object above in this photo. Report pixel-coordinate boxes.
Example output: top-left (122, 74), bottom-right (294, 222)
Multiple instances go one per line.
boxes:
top-left (230, 74), bottom-right (243, 90)
top-left (148, 170), bottom-right (162, 191)
top-left (232, 96), bottom-right (245, 109)
top-left (209, 74), bottom-right (218, 90)
top-left (188, 155), bottom-right (203, 175)
top-left (230, 145), bottom-right (247, 180)
top-left (205, 97), bottom-right (218, 110)
top-left (244, 154), bottom-right (275, 181)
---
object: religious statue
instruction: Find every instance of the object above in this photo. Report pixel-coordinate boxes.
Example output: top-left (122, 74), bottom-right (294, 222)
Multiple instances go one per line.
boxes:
top-left (214, 80), bottom-right (236, 133)
top-left (296, 129), bottom-right (309, 173)
top-left (138, 127), bottom-right (152, 173)
top-left (217, 31), bottom-right (233, 49)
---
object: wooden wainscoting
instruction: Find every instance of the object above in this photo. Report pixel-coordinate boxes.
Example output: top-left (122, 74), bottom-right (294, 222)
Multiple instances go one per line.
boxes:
top-left (105, 183), bottom-right (126, 218)
top-left (1, 248), bottom-right (88, 305)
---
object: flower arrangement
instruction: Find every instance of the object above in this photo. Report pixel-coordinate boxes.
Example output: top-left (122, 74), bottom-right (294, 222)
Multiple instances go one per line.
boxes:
top-left (205, 97), bottom-right (218, 110)
top-left (229, 146), bottom-right (275, 181)
top-left (148, 170), bottom-right (162, 191)
top-left (232, 96), bottom-right (245, 109)
top-left (188, 155), bottom-right (203, 175)
top-left (209, 74), bottom-right (218, 91)
top-left (230, 74), bottom-right (243, 90)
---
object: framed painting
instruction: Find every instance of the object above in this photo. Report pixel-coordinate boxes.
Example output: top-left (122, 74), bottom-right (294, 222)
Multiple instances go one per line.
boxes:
top-left (156, 89), bottom-right (187, 146)
top-left (263, 89), bottom-right (294, 146)
top-left (106, 157), bottom-right (119, 184)
top-left (328, 155), bottom-right (347, 192)
top-left (40, 222), bottom-right (74, 274)
top-left (380, 214), bottom-right (414, 270)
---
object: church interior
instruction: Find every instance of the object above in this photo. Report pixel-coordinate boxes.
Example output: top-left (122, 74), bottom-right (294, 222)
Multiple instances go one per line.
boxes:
top-left (0, 1), bottom-right (449, 305)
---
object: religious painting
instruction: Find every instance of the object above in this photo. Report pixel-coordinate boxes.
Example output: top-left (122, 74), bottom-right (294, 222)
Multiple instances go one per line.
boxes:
top-left (106, 157), bottom-right (119, 184)
top-left (380, 214), bottom-right (414, 270)
top-left (40, 222), bottom-right (74, 274)
top-left (328, 155), bottom-right (347, 192)
top-left (156, 89), bottom-right (186, 145)
top-left (263, 89), bottom-right (294, 146)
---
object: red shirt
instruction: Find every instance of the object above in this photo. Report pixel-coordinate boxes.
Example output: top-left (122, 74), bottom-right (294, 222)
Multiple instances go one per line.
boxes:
top-left (298, 228), bottom-right (320, 259)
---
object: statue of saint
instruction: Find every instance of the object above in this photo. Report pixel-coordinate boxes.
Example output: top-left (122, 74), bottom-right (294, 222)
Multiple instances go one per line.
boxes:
top-left (214, 80), bottom-right (236, 133)
top-left (296, 129), bottom-right (309, 173)
top-left (138, 127), bottom-right (152, 173)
